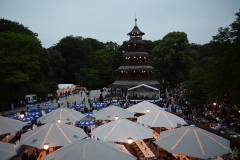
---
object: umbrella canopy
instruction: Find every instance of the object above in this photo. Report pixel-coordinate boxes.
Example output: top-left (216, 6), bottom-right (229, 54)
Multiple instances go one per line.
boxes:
top-left (137, 110), bottom-right (187, 128)
top-left (93, 102), bottom-right (105, 108)
top-left (45, 108), bottom-right (56, 113)
top-left (28, 108), bottom-right (42, 112)
top-left (85, 112), bottom-right (93, 117)
top-left (91, 119), bottom-right (153, 143)
top-left (27, 112), bottom-right (42, 117)
top-left (111, 102), bottom-right (120, 106)
top-left (43, 138), bottom-right (136, 160)
top-left (75, 103), bottom-right (85, 108)
top-left (25, 104), bottom-right (34, 107)
top-left (0, 142), bottom-right (17, 160)
top-left (37, 108), bottom-right (85, 124)
top-left (7, 115), bottom-right (19, 119)
top-left (20, 122), bottom-right (88, 149)
top-left (92, 106), bottom-right (134, 120)
top-left (154, 126), bottom-right (231, 159)
top-left (20, 116), bottom-right (34, 123)
top-left (42, 102), bottom-right (52, 107)
top-left (0, 116), bottom-right (26, 135)
top-left (79, 120), bottom-right (94, 126)
top-left (126, 101), bottom-right (164, 114)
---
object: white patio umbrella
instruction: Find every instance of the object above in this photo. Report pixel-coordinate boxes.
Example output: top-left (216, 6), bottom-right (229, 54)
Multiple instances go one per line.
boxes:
top-left (137, 110), bottom-right (187, 128)
top-left (0, 142), bottom-right (17, 160)
top-left (20, 122), bottom-right (88, 149)
top-left (0, 115), bottom-right (26, 135)
top-left (44, 138), bottom-right (136, 160)
top-left (37, 108), bottom-right (85, 124)
top-left (154, 126), bottom-right (231, 159)
top-left (92, 118), bottom-right (153, 143)
top-left (92, 106), bottom-right (134, 120)
top-left (126, 101), bottom-right (164, 114)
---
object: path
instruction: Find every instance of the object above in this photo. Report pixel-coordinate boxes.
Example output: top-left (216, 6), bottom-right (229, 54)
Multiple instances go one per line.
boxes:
top-left (2, 89), bottom-right (107, 116)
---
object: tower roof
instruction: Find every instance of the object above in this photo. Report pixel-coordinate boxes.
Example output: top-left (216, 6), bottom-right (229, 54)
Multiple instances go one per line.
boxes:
top-left (127, 18), bottom-right (145, 36)
top-left (127, 26), bottom-right (145, 36)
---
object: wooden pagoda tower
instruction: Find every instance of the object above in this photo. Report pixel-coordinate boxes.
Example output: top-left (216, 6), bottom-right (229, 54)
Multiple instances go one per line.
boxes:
top-left (109, 18), bottom-right (161, 88)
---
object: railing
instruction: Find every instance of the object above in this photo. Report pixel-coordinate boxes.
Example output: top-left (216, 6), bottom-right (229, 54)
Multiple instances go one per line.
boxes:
top-left (120, 62), bottom-right (152, 65)
top-left (115, 77), bottom-right (157, 81)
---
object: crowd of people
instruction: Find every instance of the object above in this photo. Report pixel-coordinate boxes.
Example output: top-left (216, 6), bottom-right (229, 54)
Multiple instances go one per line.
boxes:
top-left (105, 84), bottom-right (240, 135)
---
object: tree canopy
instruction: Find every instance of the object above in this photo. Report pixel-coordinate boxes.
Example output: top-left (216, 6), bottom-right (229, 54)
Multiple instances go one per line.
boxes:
top-left (152, 31), bottom-right (193, 84)
top-left (184, 10), bottom-right (240, 105)
top-left (0, 32), bottom-right (41, 83)
top-left (0, 19), bottom-right (59, 106)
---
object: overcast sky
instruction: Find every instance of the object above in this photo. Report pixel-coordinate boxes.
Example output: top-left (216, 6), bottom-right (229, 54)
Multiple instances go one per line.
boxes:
top-left (1, 0), bottom-right (239, 48)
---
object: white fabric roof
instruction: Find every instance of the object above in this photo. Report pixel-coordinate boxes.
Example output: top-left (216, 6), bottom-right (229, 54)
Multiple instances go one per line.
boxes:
top-left (0, 142), bottom-right (17, 160)
top-left (137, 110), bottom-right (187, 128)
top-left (92, 106), bottom-right (134, 120)
top-left (91, 119), bottom-right (153, 143)
top-left (44, 138), bottom-right (136, 160)
top-left (58, 84), bottom-right (75, 89)
top-left (127, 101), bottom-right (164, 114)
top-left (20, 122), bottom-right (88, 149)
top-left (0, 116), bottom-right (26, 135)
top-left (154, 126), bottom-right (231, 159)
top-left (128, 84), bottom-right (159, 91)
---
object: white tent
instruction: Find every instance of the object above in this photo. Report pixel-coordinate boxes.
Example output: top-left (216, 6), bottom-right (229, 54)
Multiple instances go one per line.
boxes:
top-left (37, 108), bottom-right (85, 124)
top-left (44, 138), bottom-right (136, 160)
top-left (0, 142), bottom-right (17, 160)
top-left (126, 84), bottom-right (161, 103)
top-left (20, 122), bottom-right (88, 149)
top-left (91, 119), bottom-right (153, 143)
top-left (58, 84), bottom-right (75, 89)
top-left (92, 106), bottom-right (134, 120)
top-left (154, 126), bottom-right (231, 159)
top-left (57, 84), bottom-right (75, 95)
top-left (127, 101), bottom-right (164, 114)
top-left (0, 116), bottom-right (26, 135)
top-left (137, 110), bottom-right (187, 128)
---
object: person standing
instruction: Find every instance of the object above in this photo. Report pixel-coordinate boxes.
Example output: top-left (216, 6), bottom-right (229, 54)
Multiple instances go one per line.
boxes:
top-left (21, 149), bottom-right (29, 160)
top-left (11, 103), bottom-right (14, 114)
top-left (28, 150), bottom-right (37, 160)
top-left (20, 100), bottom-right (23, 107)
top-left (67, 101), bottom-right (70, 108)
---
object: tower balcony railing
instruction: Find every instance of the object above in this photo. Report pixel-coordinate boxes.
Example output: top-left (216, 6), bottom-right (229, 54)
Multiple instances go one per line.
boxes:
top-left (120, 62), bottom-right (152, 65)
top-left (116, 77), bottom-right (157, 81)
top-left (123, 48), bottom-right (146, 52)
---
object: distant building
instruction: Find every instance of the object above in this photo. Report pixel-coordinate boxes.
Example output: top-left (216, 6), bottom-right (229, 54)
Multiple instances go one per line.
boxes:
top-left (108, 18), bottom-right (161, 88)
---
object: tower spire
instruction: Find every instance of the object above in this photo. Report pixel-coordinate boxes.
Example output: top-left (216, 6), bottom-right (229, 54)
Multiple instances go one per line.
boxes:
top-left (134, 12), bottom-right (137, 26)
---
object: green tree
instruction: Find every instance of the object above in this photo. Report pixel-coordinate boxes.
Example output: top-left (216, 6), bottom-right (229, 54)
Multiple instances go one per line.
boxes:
top-left (75, 68), bottom-right (100, 88)
top-left (0, 32), bottom-right (41, 83)
top-left (0, 19), bottom-right (61, 107)
top-left (0, 18), bottom-right (38, 38)
top-left (53, 36), bottom-right (105, 83)
top-left (0, 32), bottom-right (42, 104)
top-left (90, 49), bottom-right (114, 87)
top-left (184, 68), bottom-right (210, 105)
top-left (184, 10), bottom-right (240, 105)
top-left (152, 31), bottom-right (193, 84)
top-left (206, 10), bottom-right (240, 104)
top-left (47, 48), bottom-right (65, 83)
top-left (53, 36), bottom-right (84, 83)
top-left (143, 40), bottom-right (161, 55)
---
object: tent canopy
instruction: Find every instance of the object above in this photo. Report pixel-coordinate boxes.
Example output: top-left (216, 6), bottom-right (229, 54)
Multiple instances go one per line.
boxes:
top-left (127, 84), bottom-right (160, 101)
top-left (128, 84), bottom-right (159, 92)
top-left (58, 84), bottom-right (75, 90)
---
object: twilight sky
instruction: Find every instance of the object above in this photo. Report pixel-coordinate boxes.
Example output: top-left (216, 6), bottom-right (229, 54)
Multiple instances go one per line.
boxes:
top-left (1, 0), bottom-right (239, 48)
